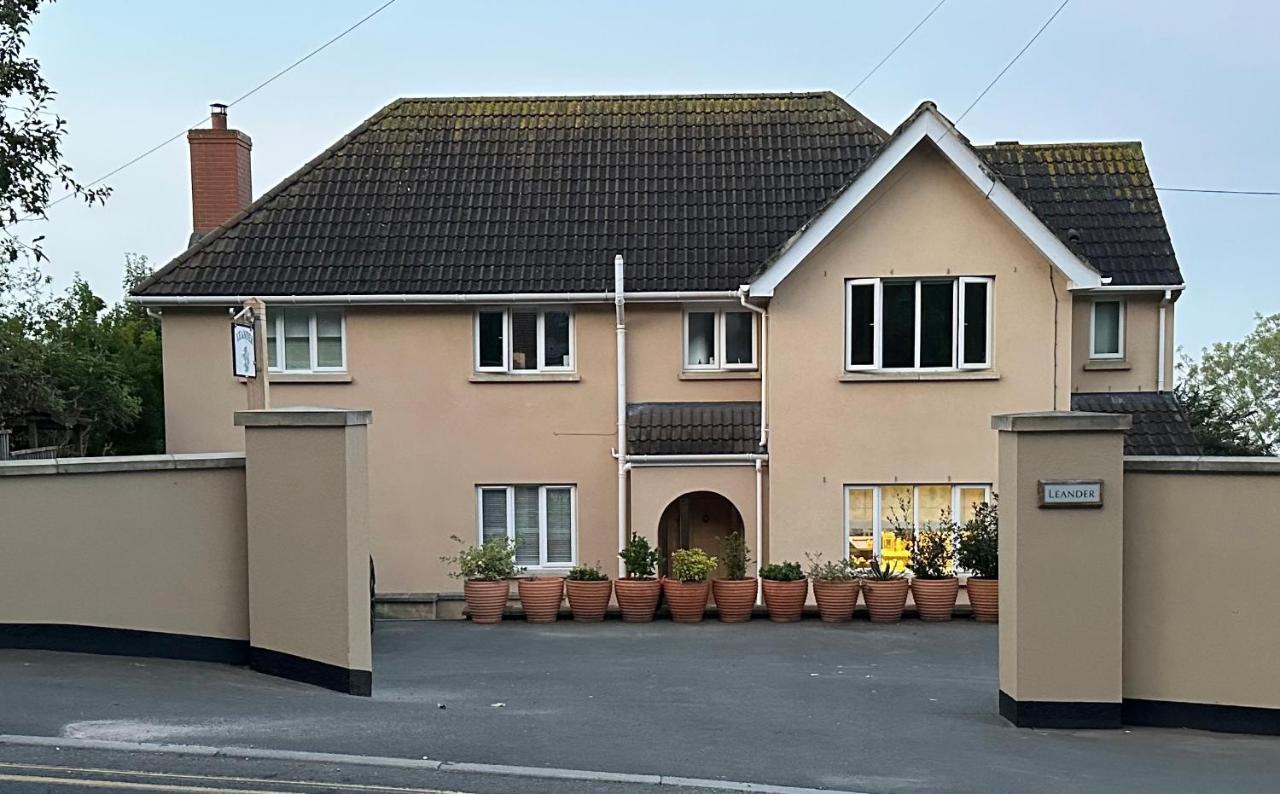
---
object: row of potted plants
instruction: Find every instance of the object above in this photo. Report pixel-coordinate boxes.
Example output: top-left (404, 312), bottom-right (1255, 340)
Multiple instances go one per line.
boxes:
top-left (441, 499), bottom-right (999, 625)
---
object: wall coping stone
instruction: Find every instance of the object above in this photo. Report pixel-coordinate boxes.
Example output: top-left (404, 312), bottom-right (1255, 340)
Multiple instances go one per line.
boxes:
top-left (1125, 455), bottom-right (1280, 475)
top-left (0, 452), bottom-right (245, 477)
top-left (234, 406), bottom-right (372, 427)
top-left (992, 411), bottom-right (1132, 433)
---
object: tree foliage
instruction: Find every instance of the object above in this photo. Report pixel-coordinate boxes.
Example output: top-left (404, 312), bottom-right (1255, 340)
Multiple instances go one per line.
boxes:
top-left (1176, 313), bottom-right (1279, 456)
top-left (0, 0), bottom-right (109, 263)
top-left (0, 254), bottom-right (164, 455)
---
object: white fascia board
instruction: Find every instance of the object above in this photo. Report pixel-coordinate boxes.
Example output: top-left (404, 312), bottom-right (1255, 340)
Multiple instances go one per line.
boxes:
top-left (749, 110), bottom-right (1103, 298)
top-left (1075, 284), bottom-right (1186, 294)
top-left (128, 290), bottom-right (743, 307)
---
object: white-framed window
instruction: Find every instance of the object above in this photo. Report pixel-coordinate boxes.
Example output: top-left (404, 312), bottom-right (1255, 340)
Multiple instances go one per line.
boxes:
top-left (845, 483), bottom-right (991, 571)
top-left (846, 277), bottom-right (992, 371)
top-left (475, 308), bottom-right (574, 373)
top-left (1090, 299), bottom-right (1125, 359)
top-left (684, 307), bottom-right (757, 370)
top-left (265, 307), bottom-right (346, 373)
top-left (477, 485), bottom-right (576, 568)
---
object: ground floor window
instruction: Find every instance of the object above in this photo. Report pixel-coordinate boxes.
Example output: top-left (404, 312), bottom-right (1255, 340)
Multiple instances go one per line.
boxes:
top-left (845, 483), bottom-right (990, 571)
top-left (477, 485), bottom-right (576, 568)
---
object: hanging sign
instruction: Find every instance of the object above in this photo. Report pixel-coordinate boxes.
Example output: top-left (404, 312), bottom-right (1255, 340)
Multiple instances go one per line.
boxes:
top-left (1037, 480), bottom-right (1103, 508)
top-left (231, 321), bottom-right (256, 378)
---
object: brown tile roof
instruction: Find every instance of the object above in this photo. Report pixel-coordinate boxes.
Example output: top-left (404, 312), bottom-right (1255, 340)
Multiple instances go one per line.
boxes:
top-left (135, 93), bottom-right (1182, 297)
top-left (1071, 391), bottom-right (1200, 455)
top-left (627, 402), bottom-right (761, 456)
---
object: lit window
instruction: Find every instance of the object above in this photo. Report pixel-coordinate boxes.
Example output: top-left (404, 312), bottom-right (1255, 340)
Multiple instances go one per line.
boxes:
top-left (265, 308), bottom-right (345, 373)
top-left (1091, 300), bottom-right (1124, 359)
top-left (684, 308), bottom-right (756, 370)
top-left (477, 485), bottom-right (576, 568)
top-left (846, 278), bottom-right (992, 371)
top-left (845, 483), bottom-right (991, 573)
top-left (475, 308), bottom-right (574, 373)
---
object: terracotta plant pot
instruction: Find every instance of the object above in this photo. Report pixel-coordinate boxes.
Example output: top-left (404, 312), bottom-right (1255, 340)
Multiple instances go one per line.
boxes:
top-left (812, 579), bottom-right (860, 623)
top-left (463, 579), bottom-right (510, 624)
top-left (664, 579), bottom-right (711, 623)
top-left (761, 578), bottom-right (808, 623)
top-left (711, 578), bottom-right (757, 623)
top-left (614, 577), bottom-right (661, 623)
top-left (517, 577), bottom-right (564, 624)
top-left (862, 578), bottom-right (909, 623)
top-left (966, 578), bottom-right (999, 623)
top-left (565, 579), bottom-right (612, 622)
top-left (911, 577), bottom-right (959, 622)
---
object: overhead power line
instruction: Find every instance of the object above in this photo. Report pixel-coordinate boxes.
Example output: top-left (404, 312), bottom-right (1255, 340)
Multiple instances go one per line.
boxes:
top-left (955, 0), bottom-right (1071, 124)
top-left (1154, 187), bottom-right (1280, 197)
top-left (843, 0), bottom-right (949, 99)
top-left (34, 0), bottom-right (400, 217)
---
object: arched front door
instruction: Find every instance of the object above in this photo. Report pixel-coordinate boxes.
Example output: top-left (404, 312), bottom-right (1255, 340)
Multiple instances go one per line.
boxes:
top-left (656, 490), bottom-right (745, 579)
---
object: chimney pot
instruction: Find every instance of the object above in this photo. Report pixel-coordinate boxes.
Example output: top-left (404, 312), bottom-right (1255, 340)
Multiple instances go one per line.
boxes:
top-left (210, 102), bottom-right (228, 130)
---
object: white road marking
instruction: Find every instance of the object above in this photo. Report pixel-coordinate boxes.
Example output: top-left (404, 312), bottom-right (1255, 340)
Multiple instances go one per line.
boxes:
top-left (0, 761), bottom-right (460, 793)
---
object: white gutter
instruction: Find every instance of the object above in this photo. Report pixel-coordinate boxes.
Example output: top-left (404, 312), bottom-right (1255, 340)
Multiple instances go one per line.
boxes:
top-left (625, 454), bottom-right (769, 467)
top-left (614, 255), bottom-right (628, 578)
top-left (1157, 288), bottom-right (1172, 392)
top-left (1077, 284), bottom-right (1186, 294)
top-left (128, 291), bottom-right (743, 307)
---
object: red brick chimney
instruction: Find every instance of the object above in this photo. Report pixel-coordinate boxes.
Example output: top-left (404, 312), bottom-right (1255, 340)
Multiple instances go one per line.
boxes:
top-left (187, 103), bottom-right (252, 241)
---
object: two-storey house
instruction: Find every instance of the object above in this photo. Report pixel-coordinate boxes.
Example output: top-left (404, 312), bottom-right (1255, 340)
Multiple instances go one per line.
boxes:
top-left (132, 93), bottom-right (1196, 606)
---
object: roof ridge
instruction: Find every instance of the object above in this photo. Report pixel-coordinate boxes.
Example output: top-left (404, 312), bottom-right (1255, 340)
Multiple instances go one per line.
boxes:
top-left (393, 91), bottom-right (840, 102)
top-left (977, 140), bottom-right (1145, 149)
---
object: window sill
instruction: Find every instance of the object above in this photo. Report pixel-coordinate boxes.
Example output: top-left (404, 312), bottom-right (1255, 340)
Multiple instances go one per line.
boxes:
top-left (469, 372), bottom-right (581, 383)
top-left (679, 370), bottom-right (760, 381)
top-left (264, 372), bottom-right (353, 384)
top-left (839, 370), bottom-right (1000, 383)
top-left (1083, 359), bottom-right (1131, 371)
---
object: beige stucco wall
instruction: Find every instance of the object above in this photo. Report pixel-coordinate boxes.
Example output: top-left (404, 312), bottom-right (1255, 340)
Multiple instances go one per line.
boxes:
top-left (242, 420), bottom-right (370, 672)
top-left (766, 142), bottom-right (1075, 567)
top-left (1071, 295), bottom-right (1174, 393)
top-left (0, 458), bottom-right (248, 640)
top-left (1123, 468), bottom-right (1280, 709)
top-left (629, 465), bottom-right (761, 577)
top-left (163, 303), bottom-right (764, 595)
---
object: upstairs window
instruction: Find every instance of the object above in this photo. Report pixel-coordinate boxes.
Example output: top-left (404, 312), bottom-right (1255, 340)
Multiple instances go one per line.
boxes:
top-left (265, 308), bottom-right (345, 372)
top-left (846, 277), bottom-right (991, 371)
top-left (478, 485), bottom-right (576, 568)
top-left (475, 308), bottom-right (573, 373)
top-left (1090, 300), bottom-right (1125, 359)
top-left (684, 308), bottom-right (757, 370)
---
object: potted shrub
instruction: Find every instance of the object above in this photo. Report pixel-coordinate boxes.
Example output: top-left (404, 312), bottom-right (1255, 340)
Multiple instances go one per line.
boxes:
top-left (615, 534), bottom-right (661, 623)
top-left (711, 532), bottom-right (756, 623)
top-left (806, 552), bottom-right (859, 623)
top-left (759, 561), bottom-right (807, 622)
top-left (664, 548), bottom-right (718, 623)
top-left (957, 498), bottom-right (999, 622)
top-left (440, 535), bottom-right (521, 624)
top-left (564, 563), bottom-right (612, 622)
top-left (517, 574), bottom-right (565, 624)
top-left (859, 557), bottom-right (908, 623)
top-left (896, 509), bottom-right (960, 622)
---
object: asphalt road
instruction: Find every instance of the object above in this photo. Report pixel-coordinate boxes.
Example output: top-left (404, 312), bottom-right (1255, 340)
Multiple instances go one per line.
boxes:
top-left (2, 619), bottom-right (1279, 792)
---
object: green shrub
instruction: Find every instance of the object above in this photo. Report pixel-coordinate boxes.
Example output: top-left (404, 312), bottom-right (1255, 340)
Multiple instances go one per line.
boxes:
top-left (859, 557), bottom-right (905, 581)
top-left (669, 547), bottom-right (718, 582)
top-left (759, 560), bottom-right (804, 581)
top-left (440, 535), bottom-right (521, 581)
top-left (718, 532), bottom-right (751, 580)
top-left (805, 551), bottom-right (855, 581)
top-left (618, 534), bottom-right (659, 579)
top-left (566, 562), bottom-right (609, 581)
top-left (956, 498), bottom-right (999, 579)
top-left (887, 503), bottom-right (959, 580)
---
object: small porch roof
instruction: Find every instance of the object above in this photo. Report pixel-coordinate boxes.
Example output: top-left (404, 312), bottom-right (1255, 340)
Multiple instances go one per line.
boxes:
top-left (626, 402), bottom-right (761, 456)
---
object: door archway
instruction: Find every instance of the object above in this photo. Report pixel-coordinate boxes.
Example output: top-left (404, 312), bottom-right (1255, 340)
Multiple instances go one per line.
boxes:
top-left (656, 490), bottom-right (745, 579)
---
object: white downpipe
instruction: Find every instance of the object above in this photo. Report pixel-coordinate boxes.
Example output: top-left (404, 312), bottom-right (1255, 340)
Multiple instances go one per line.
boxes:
top-left (737, 287), bottom-right (768, 448)
top-left (754, 458), bottom-right (764, 604)
top-left (1157, 288), bottom-right (1172, 392)
top-left (614, 255), bottom-right (628, 578)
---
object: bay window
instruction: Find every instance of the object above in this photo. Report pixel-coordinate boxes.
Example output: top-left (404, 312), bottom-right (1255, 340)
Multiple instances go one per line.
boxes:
top-left (846, 277), bottom-right (991, 371)
top-left (684, 308), bottom-right (756, 370)
top-left (475, 308), bottom-right (573, 373)
top-left (265, 307), bottom-right (345, 372)
top-left (1090, 299), bottom-right (1124, 359)
top-left (845, 483), bottom-right (991, 571)
top-left (478, 485), bottom-right (576, 568)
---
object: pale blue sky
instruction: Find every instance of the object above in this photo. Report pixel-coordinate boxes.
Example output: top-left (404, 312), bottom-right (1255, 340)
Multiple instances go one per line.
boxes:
top-left (25, 0), bottom-right (1280, 355)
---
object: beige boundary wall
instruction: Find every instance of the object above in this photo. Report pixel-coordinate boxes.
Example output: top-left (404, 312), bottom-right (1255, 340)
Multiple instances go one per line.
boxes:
top-left (0, 408), bottom-right (373, 696)
top-left (996, 411), bottom-right (1280, 735)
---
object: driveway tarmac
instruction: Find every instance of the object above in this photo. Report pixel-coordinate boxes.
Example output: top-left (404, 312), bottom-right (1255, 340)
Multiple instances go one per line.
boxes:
top-left (2, 619), bottom-right (1278, 792)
